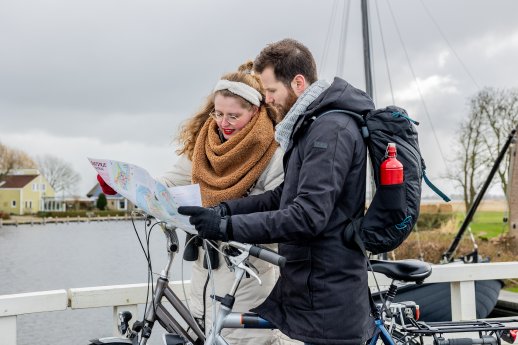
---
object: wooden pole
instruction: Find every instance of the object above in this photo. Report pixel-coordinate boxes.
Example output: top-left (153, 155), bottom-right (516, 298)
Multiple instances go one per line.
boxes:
top-left (509, 140), bottom-right (518, 244)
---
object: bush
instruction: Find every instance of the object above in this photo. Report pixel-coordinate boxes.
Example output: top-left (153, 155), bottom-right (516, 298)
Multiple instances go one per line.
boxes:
top-left (96, 193), bottom-right (107, 210)
top-left (393, 229), bottom-right (518, 264)
top-left (0, 211), bottom-right (10, 220)
top-left (416, 213), bottom-right (454, 230)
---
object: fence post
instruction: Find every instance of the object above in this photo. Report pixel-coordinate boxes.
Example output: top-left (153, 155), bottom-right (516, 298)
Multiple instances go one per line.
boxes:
top-left (450, 280), bottom-right (476, 320)
top-left (0, 315), bottom-right (17, 345)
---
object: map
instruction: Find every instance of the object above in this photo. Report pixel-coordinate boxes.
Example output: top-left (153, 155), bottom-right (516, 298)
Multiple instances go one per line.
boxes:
top-left (88, 157), bottom-right (200, 233)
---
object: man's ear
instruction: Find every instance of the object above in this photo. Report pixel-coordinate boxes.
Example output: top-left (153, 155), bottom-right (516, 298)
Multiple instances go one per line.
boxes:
top-left (291, 74), bottom-right (308, 96)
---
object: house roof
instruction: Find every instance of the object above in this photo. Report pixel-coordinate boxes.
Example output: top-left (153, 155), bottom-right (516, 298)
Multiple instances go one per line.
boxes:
top-left (0, 175), bottom-right (38, 189)
top-left (86, 183), bottom-right (123, 199)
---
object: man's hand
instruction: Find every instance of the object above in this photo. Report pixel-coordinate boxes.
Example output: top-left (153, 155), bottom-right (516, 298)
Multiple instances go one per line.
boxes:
top-left (97, 174), bottom-right (117, 195)
top-left (178, 206), bottom-right (232, 241)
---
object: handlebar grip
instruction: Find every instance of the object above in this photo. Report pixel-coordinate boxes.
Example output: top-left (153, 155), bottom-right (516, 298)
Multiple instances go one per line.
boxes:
top-left (249, 245), bottom-right (286, 268)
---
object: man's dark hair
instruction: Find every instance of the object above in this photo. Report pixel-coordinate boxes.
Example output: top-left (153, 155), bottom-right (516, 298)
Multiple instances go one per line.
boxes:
top-left (254, 38), bottom-right (317, 86)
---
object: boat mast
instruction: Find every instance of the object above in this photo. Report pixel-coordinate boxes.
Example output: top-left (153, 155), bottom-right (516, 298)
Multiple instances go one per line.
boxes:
top-left (361, 0), bottom-right (373, 98)
top-left (361, 0), bottom-right (378, 210)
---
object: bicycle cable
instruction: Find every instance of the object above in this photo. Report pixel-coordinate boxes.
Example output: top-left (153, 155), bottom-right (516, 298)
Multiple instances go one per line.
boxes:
top-left (130, 212), bottom-right (164, 330)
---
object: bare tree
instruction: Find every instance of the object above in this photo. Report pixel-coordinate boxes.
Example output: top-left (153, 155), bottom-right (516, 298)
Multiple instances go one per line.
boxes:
top-left (36, 155), bottom-right (81, 194)
top-left (449, 88), bottom-right (518, 211)
top-left (472, 88), bottom-right (518, 200)
top-left (449, 109), bottom-right (491, 211)
top-left (0, 141), bottom-right (37, 179)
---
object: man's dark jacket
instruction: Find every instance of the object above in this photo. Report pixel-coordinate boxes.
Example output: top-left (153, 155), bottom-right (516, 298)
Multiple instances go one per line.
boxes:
top-left (224, 78), bottom-right (375, 344)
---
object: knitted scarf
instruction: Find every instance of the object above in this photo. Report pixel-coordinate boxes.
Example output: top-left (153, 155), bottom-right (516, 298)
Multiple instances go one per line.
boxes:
top-left (274, 80), bottom-right (330, 151)
top-left (191, 108), bottom-right (278, 207)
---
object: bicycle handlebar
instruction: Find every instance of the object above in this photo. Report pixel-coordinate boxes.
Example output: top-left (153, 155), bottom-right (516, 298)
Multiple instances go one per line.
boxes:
top-left (228, 241), bottom-right (286, 268)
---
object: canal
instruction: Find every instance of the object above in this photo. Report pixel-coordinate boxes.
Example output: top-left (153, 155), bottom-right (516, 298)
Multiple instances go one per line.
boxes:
top-left (0, 220), bottom-right (191, 345)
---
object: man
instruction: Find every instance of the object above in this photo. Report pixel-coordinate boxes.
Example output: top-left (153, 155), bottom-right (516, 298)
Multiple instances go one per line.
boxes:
top-left (179, 38), bottom-right (375, 345)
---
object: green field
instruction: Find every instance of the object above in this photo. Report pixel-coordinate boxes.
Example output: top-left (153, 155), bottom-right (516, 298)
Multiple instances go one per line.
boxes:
top-left (455, 211), bottom-right (509, 239)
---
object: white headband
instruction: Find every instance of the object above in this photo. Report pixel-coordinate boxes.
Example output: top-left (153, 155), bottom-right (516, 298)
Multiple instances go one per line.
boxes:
top-left (213, 79), bottom-right (263, 106)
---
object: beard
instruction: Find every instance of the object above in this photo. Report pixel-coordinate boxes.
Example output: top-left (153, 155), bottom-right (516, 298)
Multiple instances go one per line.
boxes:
top-left (277, 88), bottom-right (299, 119)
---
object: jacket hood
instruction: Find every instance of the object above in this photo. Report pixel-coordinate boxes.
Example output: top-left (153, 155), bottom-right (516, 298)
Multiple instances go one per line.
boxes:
top-left (306, 77), bottom-right (375, 116)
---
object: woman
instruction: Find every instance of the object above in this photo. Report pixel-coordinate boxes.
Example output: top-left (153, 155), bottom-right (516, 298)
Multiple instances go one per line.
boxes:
top-left (158, 61), bottom-right (300, 345)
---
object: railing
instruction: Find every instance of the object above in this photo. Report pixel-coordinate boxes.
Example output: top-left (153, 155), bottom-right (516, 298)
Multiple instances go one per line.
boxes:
top-left (1, 262), bottom-right (518, 345)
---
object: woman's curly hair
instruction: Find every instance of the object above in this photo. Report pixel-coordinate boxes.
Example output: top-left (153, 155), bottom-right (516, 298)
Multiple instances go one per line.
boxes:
top-left (175, 61), bottom-right (280, 159)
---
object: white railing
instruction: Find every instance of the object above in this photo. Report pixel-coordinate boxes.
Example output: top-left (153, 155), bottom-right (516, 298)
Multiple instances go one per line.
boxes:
top-left (2, 262), bottom-right (518, 345)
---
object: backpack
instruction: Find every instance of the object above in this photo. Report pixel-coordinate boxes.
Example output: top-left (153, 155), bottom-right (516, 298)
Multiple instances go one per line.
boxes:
top-left (316, 106), bottom-right (450, 255)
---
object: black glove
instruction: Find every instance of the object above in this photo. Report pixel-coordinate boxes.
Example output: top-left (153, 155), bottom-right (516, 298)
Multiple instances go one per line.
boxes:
top-left (209, 203), bottom-right (230, 217)
top-left (178, 206), bottom-right (233, 242)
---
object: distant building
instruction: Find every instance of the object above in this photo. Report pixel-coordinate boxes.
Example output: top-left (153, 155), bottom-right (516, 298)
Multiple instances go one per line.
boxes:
top-left (87, 183), bottom-right (135, 211)
top-left (0, 169), bottom-right (55, 215)
top-left (43, 195), bottom-right (94, 212)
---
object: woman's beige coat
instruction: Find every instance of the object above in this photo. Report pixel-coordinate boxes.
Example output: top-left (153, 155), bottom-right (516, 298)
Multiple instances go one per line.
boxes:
top-left (159, 148), bottom-right (301, 345)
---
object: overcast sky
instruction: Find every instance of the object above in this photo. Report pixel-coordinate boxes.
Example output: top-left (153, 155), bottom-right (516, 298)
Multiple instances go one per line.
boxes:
top-left (1, 0), bottom-right (517, 197)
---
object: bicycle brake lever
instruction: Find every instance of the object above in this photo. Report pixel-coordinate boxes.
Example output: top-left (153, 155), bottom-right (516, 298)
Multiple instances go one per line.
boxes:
top-left (237, 262), bottom-right (262, 285)
top-left (246, 261), bottom-right (259, 275)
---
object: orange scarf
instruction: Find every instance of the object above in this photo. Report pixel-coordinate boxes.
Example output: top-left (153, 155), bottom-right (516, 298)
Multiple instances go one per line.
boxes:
top-left (191, 108), bottom-right (278, 206)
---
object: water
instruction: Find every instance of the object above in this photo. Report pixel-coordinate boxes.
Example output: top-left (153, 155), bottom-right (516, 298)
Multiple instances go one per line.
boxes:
top-left (0, 220), bottom-right (191, 345)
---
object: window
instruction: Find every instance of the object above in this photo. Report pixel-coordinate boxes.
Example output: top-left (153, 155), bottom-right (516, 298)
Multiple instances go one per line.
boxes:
top-left (29, 201), bottom-right (32, 209)
top-left (119, 199), bottom-right (127, 210)
top-left (33, 183), bottom-right (38, 191)
top-left (41, 184), bottom-right (46, 191)
top-left (11, 200), bottom-right (16, 207)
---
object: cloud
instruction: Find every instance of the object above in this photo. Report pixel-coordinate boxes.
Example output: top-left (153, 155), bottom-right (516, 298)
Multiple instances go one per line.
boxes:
top-left (438, 50), bottom-right (450, 68)
top-left (482, 30), bottom-right (518, 58)
top-left (395, 75), bottom-right (459, 103)
top-left (0, 130), bottom-right (178, 195)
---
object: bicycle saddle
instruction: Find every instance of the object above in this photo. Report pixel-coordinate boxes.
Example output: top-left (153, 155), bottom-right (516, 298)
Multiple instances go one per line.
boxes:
top-left (369, 259), bottom-right (432, 283)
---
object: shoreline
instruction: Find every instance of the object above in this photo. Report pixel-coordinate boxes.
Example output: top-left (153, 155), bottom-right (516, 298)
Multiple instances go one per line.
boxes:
top-left (0, 214), bottom-right (142, 227)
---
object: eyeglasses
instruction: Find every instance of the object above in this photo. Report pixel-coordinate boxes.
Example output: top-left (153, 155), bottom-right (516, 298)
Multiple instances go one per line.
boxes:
top-left (209, 110), bottom-right (243, 125)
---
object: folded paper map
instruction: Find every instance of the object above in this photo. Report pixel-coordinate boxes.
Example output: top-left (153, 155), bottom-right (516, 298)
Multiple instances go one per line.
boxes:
top-left (88, 157), bottom-right (200, 233)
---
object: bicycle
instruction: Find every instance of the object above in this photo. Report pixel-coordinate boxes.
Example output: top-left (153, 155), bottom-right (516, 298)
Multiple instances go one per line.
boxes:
top-left (88, 217), bottom-right (517, 345)
top-left (88, 219), bottom-right (286, 345)
top-left (368, 261), bottom-right (518, 345)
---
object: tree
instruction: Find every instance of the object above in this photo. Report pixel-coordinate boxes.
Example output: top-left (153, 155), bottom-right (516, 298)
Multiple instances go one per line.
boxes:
top-left (0, 142), bottom-right (37, 179)
top-left (36, 155), bottom-right (81, 194)
top-left (449, 109), bottom-right (490, 211)
top-left (96, 193), bottom-right (107, 210)
top-left (472, 88), bottom-right (518, 200)
top-left (449, 88), bottom-right (518, 210)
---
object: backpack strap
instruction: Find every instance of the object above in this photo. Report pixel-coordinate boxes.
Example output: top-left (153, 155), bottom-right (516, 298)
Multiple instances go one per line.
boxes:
top-left (309, 109), bottom-right (369, 138)
top-left (423, 171), bottom-right (451, 202)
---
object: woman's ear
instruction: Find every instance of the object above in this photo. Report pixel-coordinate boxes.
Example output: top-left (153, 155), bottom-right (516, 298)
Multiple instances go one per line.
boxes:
top-left (251, 105), bottom-right (259, 117)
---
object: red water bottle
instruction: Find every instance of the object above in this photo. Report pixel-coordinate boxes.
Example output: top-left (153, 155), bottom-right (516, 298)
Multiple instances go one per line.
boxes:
top-left (380, 143), bottom-right (403, 185)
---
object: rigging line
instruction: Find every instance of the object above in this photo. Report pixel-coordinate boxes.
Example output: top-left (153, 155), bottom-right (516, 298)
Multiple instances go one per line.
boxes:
top-left (337, 0), bottom-right (352, 78)
top-left (386, 1), bottom-right (448, 168)
top-left (374, 0), bottom-right (395, 105)
top-left (319, 0), bottom-right (340, 77)
top-left (419, 0), bottom-right (480, 90)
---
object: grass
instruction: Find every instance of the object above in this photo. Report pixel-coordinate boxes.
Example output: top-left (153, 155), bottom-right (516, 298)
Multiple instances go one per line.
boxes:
top-left (458, 211), bottom-right (509, 239)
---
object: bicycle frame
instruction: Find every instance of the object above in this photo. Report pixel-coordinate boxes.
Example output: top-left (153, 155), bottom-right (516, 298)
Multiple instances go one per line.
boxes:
top-left (89, 223), bottom-right (278, 345)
